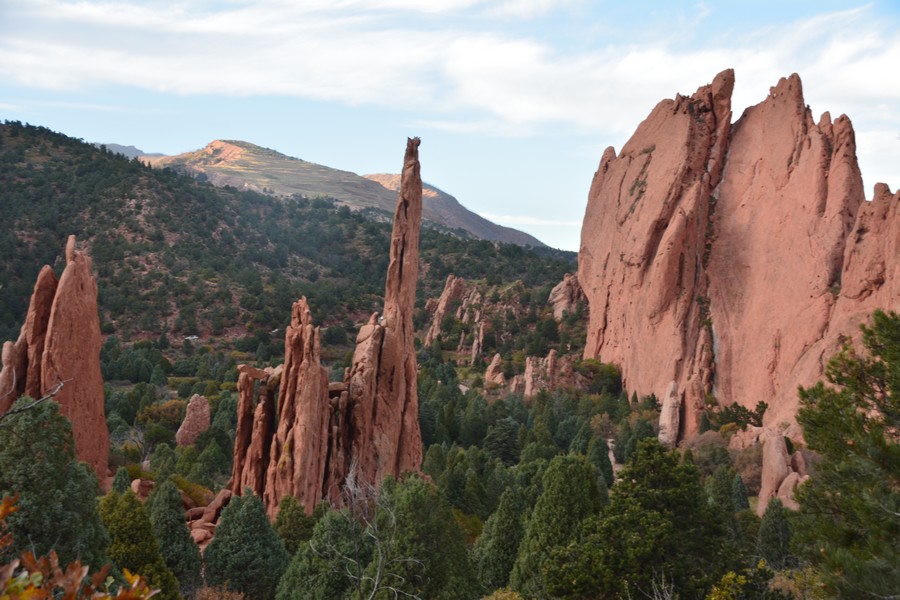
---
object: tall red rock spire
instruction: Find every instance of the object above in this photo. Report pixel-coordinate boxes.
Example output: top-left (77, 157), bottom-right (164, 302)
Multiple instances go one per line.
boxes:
top-left (0, 236), bottom-right (108, 479)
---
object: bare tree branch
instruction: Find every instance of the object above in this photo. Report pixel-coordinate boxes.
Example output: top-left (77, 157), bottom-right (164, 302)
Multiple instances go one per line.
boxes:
top-left (0, 378), bottom-right (71, 428)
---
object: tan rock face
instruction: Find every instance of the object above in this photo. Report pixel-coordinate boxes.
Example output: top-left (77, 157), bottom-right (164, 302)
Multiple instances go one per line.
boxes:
top-left (484, 353), bottom-right (505, 388)
top-left (0, 236), bottom-right (108, 479)
top-left (579, 69), bottom-right (900, 442)
top-left (229, 138), bottom-right (424, 518)
top-left (176, 394), bottom-right (211, 447)
top-left (658, 381), bottom-right (681, 448)
top-left (548, 273), bottom-right (583, 321)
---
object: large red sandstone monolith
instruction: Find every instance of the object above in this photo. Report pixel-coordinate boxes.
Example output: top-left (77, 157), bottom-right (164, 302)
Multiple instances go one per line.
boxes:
top-left (40, 236), bottom-right (108, 479)
top-left (229, 363), bottom-right (277, 497)
top-left (578, 70), bottom-right (899, 443)
top-left (349, 137), bottom-right (424, 488)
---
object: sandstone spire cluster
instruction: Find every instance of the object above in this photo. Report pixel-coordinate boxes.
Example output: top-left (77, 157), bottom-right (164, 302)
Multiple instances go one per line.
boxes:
top-left (230, 138), bottom-right (424, 517)
top-left (578, 70), bottom-right (900, 444)
top-left (0, 235), bottom-right (109, 479)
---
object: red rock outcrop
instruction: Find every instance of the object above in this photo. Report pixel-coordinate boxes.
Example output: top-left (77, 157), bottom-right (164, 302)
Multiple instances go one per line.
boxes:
top-left (228, 138), bottom-right (425, 518)
top-left (548, 273), bottom-right (583, 321)
top-left (484, 353), bottom-right (506, 388)
top-left (579, 70), bottom-right (900, 443)
top-left (425, 275), bottom-right (467, 346)
top-left (176, 394), bottom-right (211, 447)
top-left (0, 236), bottom-right (108, 479)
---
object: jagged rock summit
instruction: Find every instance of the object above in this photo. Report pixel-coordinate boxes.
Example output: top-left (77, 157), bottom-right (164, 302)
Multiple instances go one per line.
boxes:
top-left (0, 235), bottom-right (109, 479)
top-left (579, 70), bottom-right (899, 444)
top-left (230, 138), bottom-right (424, 518)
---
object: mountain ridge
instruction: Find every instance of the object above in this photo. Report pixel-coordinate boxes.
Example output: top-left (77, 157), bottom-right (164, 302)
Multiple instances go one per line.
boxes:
top-left (142, 140), bottom-right (546, 247)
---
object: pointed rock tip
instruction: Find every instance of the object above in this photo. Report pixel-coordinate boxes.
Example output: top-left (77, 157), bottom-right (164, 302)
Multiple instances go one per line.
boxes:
top-left (65, 235), bottom-right (77, 263)
top-left (873, 182), bottom-right (895, 200)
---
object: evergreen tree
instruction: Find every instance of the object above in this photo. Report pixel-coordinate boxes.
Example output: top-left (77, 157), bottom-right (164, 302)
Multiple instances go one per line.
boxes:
top-left (369, 475), bottom-right (479, 600)
top-left (547, 439), bottom-right (731, 599)
top-left (0, 398), bottom-right (109, 566)
top-left (205, 493), bottom-right (289, 600)
top-left (484, 417), bottom-right (521, 466)
top-left (146, 479), bottom-right (201, 594)
top-left (732, 474), bottom-right (750, 512)
top-left (112, 466), bottom-right (132, 494)
top-left (757, 498), bottom-right (793, 570)
top-left (586, 436), bottom-right (614, 488)
top-left (472, 487), bottom-right (526, 591)
top-left (707, 465), bottom-right (736, 513)
top-left (274, 495), bottom-right (319, 555)
top-left (99, 491), bottom-right (181, 600)
top-left (510, 454), bottom-right (603, 599)
top-left (795, 310), bottom-right (900, 597)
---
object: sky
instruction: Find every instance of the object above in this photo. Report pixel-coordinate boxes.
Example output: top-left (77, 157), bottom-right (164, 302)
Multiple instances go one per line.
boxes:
top-left (1, 0), bottom-right (898, 251)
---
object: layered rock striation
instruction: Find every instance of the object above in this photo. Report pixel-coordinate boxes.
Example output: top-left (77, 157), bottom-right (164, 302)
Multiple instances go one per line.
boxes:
top-left (579, 70), bottom-right (899, 443)
top-left (229, 138), bottom-right (424, 518)
top-left (0, 236), bottom-right (108, 479)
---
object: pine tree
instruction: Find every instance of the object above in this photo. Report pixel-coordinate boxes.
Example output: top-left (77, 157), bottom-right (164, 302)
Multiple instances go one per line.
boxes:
top-left (146, 479), bottom-right (201, 594)
top-left (274, 494), bottom-right (318, 555)
top-left (732, 474), bottom-right (750, 512)
top-left (0, 399), bottom-right (109, 567)
top-left (795, 310), bottom-right (900, 596)
top-left (587, 435), bottom-right (614, 488)
top-left (472, 486), bottom-right (526, 591)
top-left (112, 466), bottom-right (132, 494)
top-left (757, 498), bottom-right (793, 570)
top-left (205, 493), bottom-right (289, 600)
top-left (99, 491), bottom-right (181, 600)
top-left (510, 454), bottom-right (603, 599)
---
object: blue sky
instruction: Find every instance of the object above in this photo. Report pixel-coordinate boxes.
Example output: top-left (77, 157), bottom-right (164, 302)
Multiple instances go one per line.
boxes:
top-left (1, 0), bottom-right (898, 250)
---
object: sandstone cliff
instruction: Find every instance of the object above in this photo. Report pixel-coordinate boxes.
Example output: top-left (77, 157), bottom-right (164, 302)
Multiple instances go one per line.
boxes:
top-left (579, 70), bottom-right (899, 443)
top-left (0, 236), bottom-right (108, 479)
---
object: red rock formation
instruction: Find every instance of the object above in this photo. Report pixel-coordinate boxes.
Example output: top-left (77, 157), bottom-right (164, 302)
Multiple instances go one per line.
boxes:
top-left (348, 137), bottom-right (424, 488)
top-left (263, 298), bottom-right (330, 518)
top-left (579, 70), bottom-right (899, 442)
top-left (484, 353), bottom-right (506, 388)
top-left (176, 394), bottom-right (211, 447)
top-left (228, 138), bottom-right (425, 519)
top-left (424, 275), bottom-right (467, 346)
top-left (0, 236), bottom-right (108, 479)
top-left (548, 273), bottom-right (583, 321)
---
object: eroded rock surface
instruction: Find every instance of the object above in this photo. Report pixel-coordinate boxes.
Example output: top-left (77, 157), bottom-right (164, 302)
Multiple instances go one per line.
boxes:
top-left (548, 273), bottom-right (583, 321)
top-left (176, 394), bottom-right (211, 447)
top-left (579, 69), bottom-right (900, 442)
top-left (0, 236), bottom-right (108, 479)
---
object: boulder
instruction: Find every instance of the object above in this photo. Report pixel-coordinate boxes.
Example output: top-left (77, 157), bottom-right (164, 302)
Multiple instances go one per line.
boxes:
top-left (175, 394), bottom-right (211, 447)
top-left (130, 478), bottom-right (155, 501)
top-left (657, 381), bottom-right (681, 448)
top-left (200, 488), bottom-right (232, 524)
top-left (484, 353), bottom-right (505, 388)
top-left (758, 429), bottom-right (792, 516)
top-left (424, 275), bottom-right (467, 346)
top-left (547, 273), bottom-right (583, 320)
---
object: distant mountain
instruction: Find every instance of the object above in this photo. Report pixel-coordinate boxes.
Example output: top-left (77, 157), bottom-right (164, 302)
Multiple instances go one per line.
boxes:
top-left (364, 174), bottom-right (543, 247)
top-left (143, 140), bottom-right (545, 247)
top-left (93, 143), bottom-right (163, 159)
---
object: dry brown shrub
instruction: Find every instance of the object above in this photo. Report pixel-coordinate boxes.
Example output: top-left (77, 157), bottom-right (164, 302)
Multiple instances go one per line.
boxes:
top-left (195, 586), bottom-right (245, 600)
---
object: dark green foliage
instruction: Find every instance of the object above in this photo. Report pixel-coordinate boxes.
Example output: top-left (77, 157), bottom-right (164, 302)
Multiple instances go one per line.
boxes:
top-left (483, 417), bottom-right (521, 466)
top-left (146, 479), bottom-right (201, 594)
top-left (99, 491), bottom-right (181, 600)
top-left (112, 466), bottom-right (132, 494)
top-left (274, 495), bottom-right (319, 555)
top-left (472, 487), bottom-right (526, 591)
top-left (586, 436), bottom-right (614, 488)
top-left (205, 493), bottom-right (289, 600)
top-left (757, 499), bottom-right (793, 570)
top-left (0, 399), bottom-right (109, 567)
top-left (510, 454), bottom-right (604, 599)
top-left (276, 509), bottom-right (367, 600)
top-left (371, 475), bottom-right (479, 600)
top-left (707, 465), bottom-right (737, 513)
top-left (795, 309), bottom-right (900, 597)
top-left (732, 474), bottom-right (750, 512)
top-left (711, 401), bottom-right (768, 431)
top-left (547, 439), bottom-right (731, 599)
